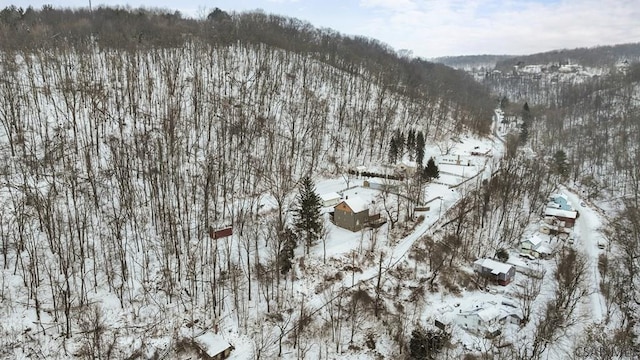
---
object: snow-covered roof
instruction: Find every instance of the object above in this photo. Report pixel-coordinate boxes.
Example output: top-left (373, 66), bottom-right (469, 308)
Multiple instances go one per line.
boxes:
top-left (194, 332), bottom-right (232, 357)
top-left (339, 197), bottom-right (369, 213)
top-left (549, 194), bottom-right (573, 210)
top-left (536, 244), bottom-right (552, 255)
top-left (474, 258), bottom-right (513, 275)
top-left (457, 306), bottom-right (501, 322)
top-left (544, 207), bottom-right (577, 219)
top-left (522, 235), bottom-right (543, 247)
top-left (476, 307), bottom-right (501, 322)
top-left (319, 192), bottom-right (341, 201)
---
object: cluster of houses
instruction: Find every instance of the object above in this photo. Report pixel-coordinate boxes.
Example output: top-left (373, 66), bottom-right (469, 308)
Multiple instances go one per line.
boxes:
top-left (435, 299), bottom-right (522, 339)
top-left (447, 192), bottom-right (582, 339)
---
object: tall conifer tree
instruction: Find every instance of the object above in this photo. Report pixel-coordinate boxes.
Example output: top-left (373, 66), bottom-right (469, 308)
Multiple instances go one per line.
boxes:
top-left (293, 176), bottom-right (323, 255)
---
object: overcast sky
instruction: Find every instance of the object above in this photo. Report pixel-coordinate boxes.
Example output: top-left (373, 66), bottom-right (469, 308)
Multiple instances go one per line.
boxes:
top-left (5, 0), bottom-right (640, 58)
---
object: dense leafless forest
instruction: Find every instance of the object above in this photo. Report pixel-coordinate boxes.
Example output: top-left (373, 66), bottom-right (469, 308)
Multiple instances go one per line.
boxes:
top-left (0, 6), bottom-right (498, 359)
top-left (1, 5), bottom-right (639, 360)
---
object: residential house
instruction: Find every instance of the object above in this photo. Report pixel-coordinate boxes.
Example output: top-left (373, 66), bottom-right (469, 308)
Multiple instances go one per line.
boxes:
top-left (544, 194), bottom-right (578, 228)
top-left (543, 207), bottom-right (578, 228)
top-left (506, 256), bottom-right (545, 277)
top-left (473, 259), bottom-right (515, 286)
top-left (548, 194), bottom-right (572, 210)
top-left (319, 192), bottom-right (341, 207)
top-left (333, 197), bottom-right (370, 232)
top-left (520, 236), bottom-right (551, 259)
top-left (455, 307), bottom-right (502, 337)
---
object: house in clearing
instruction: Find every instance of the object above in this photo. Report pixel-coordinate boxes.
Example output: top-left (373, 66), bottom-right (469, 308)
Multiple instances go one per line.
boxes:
top-left (543, 207), bottom-right (578, 228)
top-left (455, 307), bottom-right (502, 337)
top-left (333, 197), bottom-right (370, 232)
top-left (544, 194), bottom-right (578, 228)
top-left (520, 235), bottom-right (552, 259)
top-left (473, 258), bottom-right (515, 286)
top-left (319, 192), bottom-right (341, 207)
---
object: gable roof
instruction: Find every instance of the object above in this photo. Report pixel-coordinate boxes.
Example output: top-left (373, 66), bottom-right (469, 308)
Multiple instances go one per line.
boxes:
top-left (193, 332), bottom-right (232, 358)
top-left (544, 207), bottom-right (577, 219)
top-left (457, 306), bottom-right (501, 322)
top-left (549, 194), bottom-right (573, 211)
top-left (319, 192), bottom-right (341, 202)
top-left (474, 258), bottom-right (513, 275)
top-left (522, 235), bottom-right (543, 247)
top-left (476, 307), bottom-right (501, 322)
top-left (337, 197), bottom-right (369, 213)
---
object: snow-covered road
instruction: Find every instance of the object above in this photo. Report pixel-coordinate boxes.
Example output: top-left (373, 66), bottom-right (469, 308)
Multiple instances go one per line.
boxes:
top-left (563, 187), bottom-right (608, 323)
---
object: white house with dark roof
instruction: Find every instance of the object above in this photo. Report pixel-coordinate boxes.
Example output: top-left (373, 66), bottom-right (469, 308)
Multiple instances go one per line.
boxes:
top-left (473, 258), bottom-right (515, 285)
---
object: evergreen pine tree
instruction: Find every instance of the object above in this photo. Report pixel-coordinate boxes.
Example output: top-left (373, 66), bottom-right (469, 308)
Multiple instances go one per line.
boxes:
top-left (389, 136), bottom-right (399, 163)
top-left (278, 227), bottom-right (297, 274)
top-left (500, 95), bottom-right (509, 110)
top-left (553, 149), bottom-right (569, 178)
top-left (409, 327), bottom-right (428, 359)
top-left (409, 326), bottom-right (450, 359)
top-left (422, 157), bottom-right (440, 181)
top-left (293, 176), bottom-right (323, 255)
top-left (394, 129), bottom-right (405, 158)
top-left (520, 102), bottom-right (531, 145)
top-left (416, 131), bottom-right (425, 166)
top-left (407, 129), bottom-right (416, 160)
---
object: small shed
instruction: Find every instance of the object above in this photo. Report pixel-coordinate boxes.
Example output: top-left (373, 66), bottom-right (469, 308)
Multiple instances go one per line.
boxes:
top-left (333, 197), bottom-right (370, 232)
top-left (473, 258), bottom-right (515, 286)
top-left (319, 192), bottom-right (341, 207)
top-left (194, 332), bottom-right (234, 360)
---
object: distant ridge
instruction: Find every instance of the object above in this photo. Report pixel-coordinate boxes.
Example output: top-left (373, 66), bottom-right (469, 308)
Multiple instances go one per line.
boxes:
top-left (432, 54), bottom-right (515, 70)
top-left (434, 42), bottom-right (640, 71)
